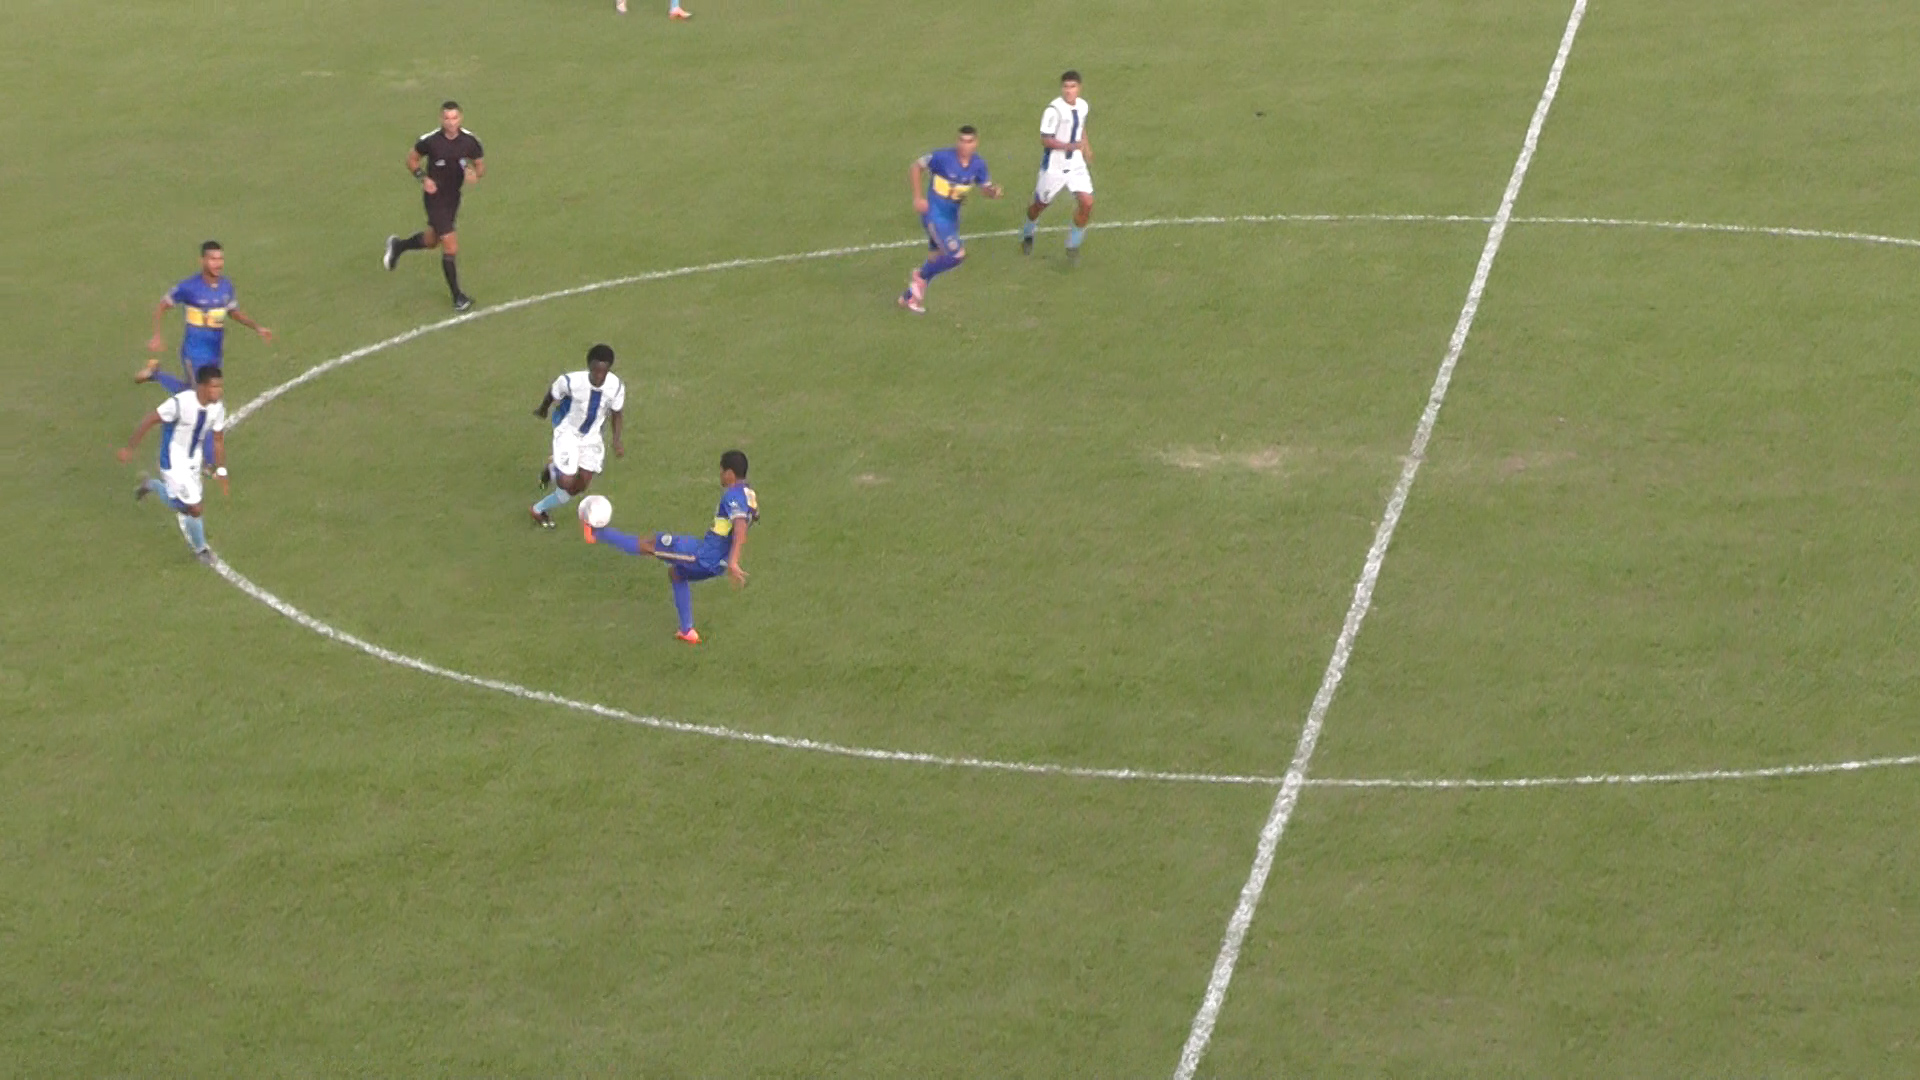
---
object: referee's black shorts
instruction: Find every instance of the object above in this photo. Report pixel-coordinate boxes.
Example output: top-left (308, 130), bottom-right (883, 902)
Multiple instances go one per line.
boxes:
top-left (423, 191), bottom-right (462, 236)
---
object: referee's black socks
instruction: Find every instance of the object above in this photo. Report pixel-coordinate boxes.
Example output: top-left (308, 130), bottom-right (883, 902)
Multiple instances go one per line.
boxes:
top-left (395, 232), bottom-right (428, 255)
top-left (442, 254), bottom-right (463, 299)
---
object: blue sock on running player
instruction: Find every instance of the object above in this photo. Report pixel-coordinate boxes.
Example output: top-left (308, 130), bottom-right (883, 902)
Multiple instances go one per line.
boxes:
top-left (152, 370), bottom-right (189, 394)
top-left (593, 525), bottom-right (643, 555)
top-left (532, 488), bottom-right (573, 515)
top-left (180, 514), bottom-right (207, 551)
top-left (670, 575), bottom-right (695, 632)
top-left (1068, 225), bottom-right (1086, 249)
top-left (1021, 220), bottom-right (1037, 240)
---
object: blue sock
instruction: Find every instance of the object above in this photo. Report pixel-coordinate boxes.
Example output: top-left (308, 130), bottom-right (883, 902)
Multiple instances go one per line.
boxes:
top-left (670, 575), bottom-right (694, 632)
top-left (152, 370), bottom-right (188, 394)
top-left (1068, 225), bottom-right (1086, 249)
top-left (181, 514), bottom-right (207, 552)
top-left (1021, 220), bottom-right (1037, 239)
top-left (532, 488), bottom-right (573, 515)
top-left (143, 477), bottom-right (170, 501)
top-left (595, 525), bottom-right (642, 555)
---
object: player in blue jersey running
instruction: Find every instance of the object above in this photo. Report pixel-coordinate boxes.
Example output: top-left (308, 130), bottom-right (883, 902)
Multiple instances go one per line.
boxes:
top-left (899, 125), bottom-right (1001, 314)
top-left (582, 450), bottom-right (758, 645)
top-left (137, 241), bottom-right (273, 393)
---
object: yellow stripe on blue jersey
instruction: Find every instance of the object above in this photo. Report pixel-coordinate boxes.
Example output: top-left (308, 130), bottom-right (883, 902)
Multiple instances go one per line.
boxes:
top-left (930, 174), bottom-right (973, 202)
top-left (183, 306), bottom-right (229, 329)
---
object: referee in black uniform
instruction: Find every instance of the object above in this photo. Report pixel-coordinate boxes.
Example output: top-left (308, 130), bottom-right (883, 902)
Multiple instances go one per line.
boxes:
top-left (383, 101), bottom-right (485, 311)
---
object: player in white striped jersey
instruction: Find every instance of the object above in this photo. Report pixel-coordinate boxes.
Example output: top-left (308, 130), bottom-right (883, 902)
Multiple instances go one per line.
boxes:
top-left (530, 344), bottom-right (626, 528)
top-left (1020, 71), bottom-right (1095, 261)
top-left (117, 365), bottom-right (229, 563)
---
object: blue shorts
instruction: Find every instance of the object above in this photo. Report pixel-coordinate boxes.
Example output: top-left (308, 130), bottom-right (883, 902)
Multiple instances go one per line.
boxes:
top-left (921, 212), bottom-right (963, 255)
top-left (650, 532), bottom-right (727, 581)
top-left (179, 352), bottom-right (224, 379)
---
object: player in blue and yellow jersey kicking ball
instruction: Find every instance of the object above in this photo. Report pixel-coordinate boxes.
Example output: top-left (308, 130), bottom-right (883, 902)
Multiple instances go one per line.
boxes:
top-left (583, 450), bottom-right (758, 645)
top-left (899, 125), bottom-right (1001, 314)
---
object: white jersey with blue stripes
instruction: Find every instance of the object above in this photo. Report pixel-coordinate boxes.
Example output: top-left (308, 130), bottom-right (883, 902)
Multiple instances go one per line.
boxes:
top-left (1039, 95), bottom-right (1091, 171)
top-left (549, 371), bottom-right (626, 440)
top-left (155, 390), bottom-right (227, 471)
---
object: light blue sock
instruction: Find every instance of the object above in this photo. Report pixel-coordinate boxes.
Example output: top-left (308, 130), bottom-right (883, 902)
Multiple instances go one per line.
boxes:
top-left (671, 575), bottom-right (695, 632)
top-left (182, 514), bottom-right (207, 552)
top-left (152, 371), bottom-right (188, 394)
top-left (1021, 220), bottom-right (1037, 239)
top-left (532, 488), bottom-right (573, 515)
top-left (1068, 225), bottom-right (1086, 249)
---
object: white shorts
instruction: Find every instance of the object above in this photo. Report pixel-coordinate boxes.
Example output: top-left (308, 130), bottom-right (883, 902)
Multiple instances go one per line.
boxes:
top-left (1035, 163), bottom-right (1094, 205)
top-left (161, 464), bottom-right (204, 507)
top-left (552, 429), bottom-right (606, 476)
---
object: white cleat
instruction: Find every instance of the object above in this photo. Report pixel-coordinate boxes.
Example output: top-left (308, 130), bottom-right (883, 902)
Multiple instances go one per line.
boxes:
top-left (382, 235), bottom-right (399, 271)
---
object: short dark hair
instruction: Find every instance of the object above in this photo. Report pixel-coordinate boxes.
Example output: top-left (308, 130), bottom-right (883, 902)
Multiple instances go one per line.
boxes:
top-left (1061, 70), bottom-right (1081, 84)
top-left (201, 240), bottom-right (222, 254)
top-left (441, 100), bottom-right (461, 112)
top-left (587, 343), bottom-right (615, 367)
top-left (720, 449), bottom-right (749, 479)
top-left (195, 365), bottom-right (223, 384)
top-left (957, 124), bottom-right (978, 136)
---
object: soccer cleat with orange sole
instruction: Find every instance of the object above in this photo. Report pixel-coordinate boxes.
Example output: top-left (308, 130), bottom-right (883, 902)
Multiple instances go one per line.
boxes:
top-left (669, 6), bottom-right (691, 18)
top-left (676, 628), bottom-right (702, 645)
top-left (581, 521), bottom-right (597, 543)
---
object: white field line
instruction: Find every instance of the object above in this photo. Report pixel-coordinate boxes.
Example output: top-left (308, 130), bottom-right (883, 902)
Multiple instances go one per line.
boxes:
top-left (1171, 3), bottom-right (1591, 1077)
top-left (206, 553), bottom-right (1286, 787)
top-left (1312, 754), bottom-right (1920, 790)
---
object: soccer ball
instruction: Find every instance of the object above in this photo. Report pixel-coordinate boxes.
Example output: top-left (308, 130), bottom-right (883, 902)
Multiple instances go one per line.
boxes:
top-left (578, 494), bottom-right (613, 528)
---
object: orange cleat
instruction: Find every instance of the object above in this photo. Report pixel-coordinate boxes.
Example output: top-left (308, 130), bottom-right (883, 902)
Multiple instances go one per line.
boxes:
top-left (669, 6), bottom-right (691, 17)
top-left (134, 356), bottom-right (161, 384)
top-left (581, 522), bottom-right (597, 543)
top-left (676, 628), bottom-right (702, 645)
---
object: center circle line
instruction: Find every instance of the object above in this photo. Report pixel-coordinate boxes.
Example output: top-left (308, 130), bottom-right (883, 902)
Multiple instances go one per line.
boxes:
top-left (215, 210), bottom-right (1920, 790)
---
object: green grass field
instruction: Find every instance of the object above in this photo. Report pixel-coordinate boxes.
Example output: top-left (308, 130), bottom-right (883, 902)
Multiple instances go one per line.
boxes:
top-left (7, 0), bottom-right (1920, 1074)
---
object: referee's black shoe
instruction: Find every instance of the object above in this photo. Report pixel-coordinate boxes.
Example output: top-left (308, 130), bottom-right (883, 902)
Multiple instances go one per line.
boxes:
top-left (383, 235), bottom-right (400, 271)
top-left (453, 294), bottom-right (474, 312)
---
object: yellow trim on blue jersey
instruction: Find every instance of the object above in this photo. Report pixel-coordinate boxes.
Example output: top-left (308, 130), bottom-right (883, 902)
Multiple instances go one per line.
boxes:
top-left (930, 174), bottom-right (973, 202)
top-left (184, 306), bottom-right (229, 329)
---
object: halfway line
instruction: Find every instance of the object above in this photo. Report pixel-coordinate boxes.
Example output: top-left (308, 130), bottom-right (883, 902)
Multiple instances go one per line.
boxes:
top-left (1170, 3), bottom-right (1592, 1076)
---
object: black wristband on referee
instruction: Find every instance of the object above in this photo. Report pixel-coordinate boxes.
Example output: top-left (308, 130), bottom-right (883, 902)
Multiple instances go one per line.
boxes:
top-left (413, 166), bottom-right (427, 179)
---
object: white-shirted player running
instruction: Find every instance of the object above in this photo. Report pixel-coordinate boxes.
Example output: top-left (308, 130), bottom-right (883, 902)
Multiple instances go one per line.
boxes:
top-left (1021, 70), bottom-right (1094, 260)
top-left (530, 343), bottom-right (626, 528)
top-left (117, 364), bottom-right (229, 564)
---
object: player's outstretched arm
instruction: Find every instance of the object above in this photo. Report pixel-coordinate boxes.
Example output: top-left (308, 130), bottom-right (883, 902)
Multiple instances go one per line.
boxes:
top-left (147, 296), bottom-right (175, 354)
top-left (116, 411), bottom-right (162, 463)
top-left (726, 519), bottom-right (750, 587)
top-left (230, 307), bottom-right (272, 342)
top-left (532, 391), bottom-right (556, 419)
top-left (909, 158), bottom-right (930, 215)
top-left (212, 432), bottom-right (230, 496)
